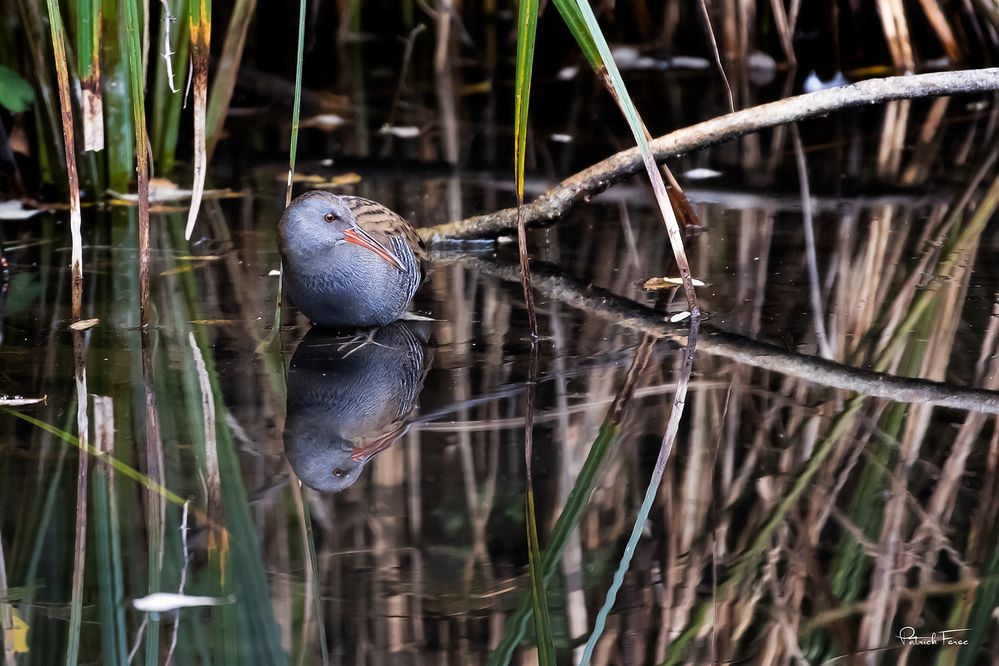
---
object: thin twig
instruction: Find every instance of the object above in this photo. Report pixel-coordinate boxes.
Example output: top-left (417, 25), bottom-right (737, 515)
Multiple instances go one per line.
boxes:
top-left (696, 0), bottom-right (735, 112)
top-left (790, 124), bottom-right (834, 359)
top-left (165, 499), bottom-right (191, 665)
top-left (159, 0), bottom-right (179, 93)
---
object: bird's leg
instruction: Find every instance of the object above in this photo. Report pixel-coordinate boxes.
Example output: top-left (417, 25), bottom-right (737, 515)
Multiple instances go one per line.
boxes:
top-left (337, 327), bottom-right (391, 358)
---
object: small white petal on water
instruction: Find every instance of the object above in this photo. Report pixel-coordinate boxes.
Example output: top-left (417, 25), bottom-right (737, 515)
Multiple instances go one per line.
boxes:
top-left (0, 395), bottom-right (46, 406)
top-left (378, 125), bottom-right (421, 139)
top-left (549, 133), bottom-right (573, 144)
top-left (803, 70), bottom-right (848, 93)
top-left (670, 311), bottom-right (692, 323)
top-left (132, 593), bottom-right (235, 612)
top-left (666, 56), bottom-right (710, 70)
top-left (557, 66), bottom-right (578, 80)
top-left (268, 269), bottom-right (281, 276)
top-left (0, 201), bottom-right (45, 220)
top-left (300, 114), bottom-right (346, 130)
top-left (682, 168), bottom-right (722, 180)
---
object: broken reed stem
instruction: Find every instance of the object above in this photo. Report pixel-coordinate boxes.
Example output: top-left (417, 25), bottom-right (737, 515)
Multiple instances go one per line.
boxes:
top-left (122, 0), bottom-right (152, 327)
top-left (184, 0), bottom-right (210, 240)
top-left (78, 0), bottom-right (105, 152)
top-left (67, 331), bottom-right (90, 665)
top-left (419, 69), bottom-right (999, 243)
top-left (204, 0), bottom-right (256, 160)
top-left (43, 0), bottom-right (83, 322)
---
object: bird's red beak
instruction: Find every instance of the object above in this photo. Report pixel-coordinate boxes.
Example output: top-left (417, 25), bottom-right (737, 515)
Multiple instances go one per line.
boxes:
top-left (343, 227), bottom-right (405, 271)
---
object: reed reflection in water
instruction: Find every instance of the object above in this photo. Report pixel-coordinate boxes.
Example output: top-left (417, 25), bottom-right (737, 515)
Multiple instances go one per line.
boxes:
top-left (4, 70), bottom-right (999, 664)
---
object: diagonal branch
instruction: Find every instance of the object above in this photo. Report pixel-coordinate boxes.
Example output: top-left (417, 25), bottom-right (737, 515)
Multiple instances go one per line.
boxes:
top-left (448, 254), bottom-right (999, 415)
top-left (419, 68), bottom-right (999, 243)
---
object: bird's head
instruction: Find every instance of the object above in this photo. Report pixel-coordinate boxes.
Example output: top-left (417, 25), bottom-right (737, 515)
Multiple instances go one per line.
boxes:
top-left (279, 190), bottom-right (403, 270)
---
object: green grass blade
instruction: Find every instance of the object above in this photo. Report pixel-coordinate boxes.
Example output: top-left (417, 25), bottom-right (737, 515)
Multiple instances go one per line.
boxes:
top-left (205, 0), bottom-right (256, 160)
top-left (513, 0), bottom-right (538, 203)
top-left (284, 0), bottom-right (306, 207)
top-left (581, 324), bottom-right (698, 664)
top-left (525, 486), bottom-right (554, 663)
top-left (161, 215), bottom-right (287, 664)
top-left (549, 0), bottom-right (600, 68)
top-left (263, 0), bottom-right (307, 352)
top-left (489, 339), bottom-right (654, 664)
top-left (101, 0), bottom-right (135, 191)
top-left (523, 349), bottom-right (554, 663)
top-left (489, 337), bottom-right (655, 666)
top-left (121, 0), bottom-right (153, 325)
top-left (490, 419), bottom-right (621, 665)
top-left (513, 0), bottom-right (540, 338)
top-left (5, 408), bottom-right (190, 508)
top-left (557, 0), bottom-right (699, 313)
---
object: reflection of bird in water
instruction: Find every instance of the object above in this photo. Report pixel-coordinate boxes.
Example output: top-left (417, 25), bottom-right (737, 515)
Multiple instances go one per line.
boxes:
top-left (283, 322), bottom-right (431, 493)
top-left (277, 191), bottom-right (430, 328)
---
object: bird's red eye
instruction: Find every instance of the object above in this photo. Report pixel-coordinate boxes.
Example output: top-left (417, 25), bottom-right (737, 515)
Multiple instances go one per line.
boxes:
top-left (324, 212), bottom-right (335, 223)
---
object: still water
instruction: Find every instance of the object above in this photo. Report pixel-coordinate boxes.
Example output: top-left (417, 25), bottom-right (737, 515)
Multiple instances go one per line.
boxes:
top-left (3, 67), bottom-right (999, 665)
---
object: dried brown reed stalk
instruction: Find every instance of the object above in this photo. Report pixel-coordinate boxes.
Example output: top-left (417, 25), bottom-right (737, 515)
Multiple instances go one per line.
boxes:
top-left (185, 1), bottom-right (211, 240)
top-left (876, 0), bottom-right (915, 71)
top-left (68, 330), bottom-right (90, 662)
top-left (915, 0), bottom-right (961, 63)
top-left (42, 0), bottom-right (83, 322)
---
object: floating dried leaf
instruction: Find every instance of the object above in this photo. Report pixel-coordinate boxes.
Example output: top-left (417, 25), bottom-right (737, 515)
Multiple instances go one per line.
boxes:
top-left (132, 592), bottom-right (235, 612)
top-left (300, 113), bottom-right (346, 130)
top-left (69, 318), bottom-right (99, 331)
top-left (377, 125), bottom-right (421, 139)
top-left (280, 172), bottom-right (362, 188)
top-left (0, 395), bottom-right (47, 406)
top-left (0, 201), bottom-right (46, 220)
top-left (643, 276), bottom-right (706, 290)
top-left (682, 167), bottom-right (722, 180)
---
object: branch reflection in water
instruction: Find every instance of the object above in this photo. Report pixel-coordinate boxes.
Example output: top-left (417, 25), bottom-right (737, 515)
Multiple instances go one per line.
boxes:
top-left (283, 322), bottom-right (431, 493)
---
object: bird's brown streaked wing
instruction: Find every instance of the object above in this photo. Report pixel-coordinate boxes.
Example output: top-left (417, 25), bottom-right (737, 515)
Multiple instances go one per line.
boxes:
top-left (343, 195), bottom-right (431, 278)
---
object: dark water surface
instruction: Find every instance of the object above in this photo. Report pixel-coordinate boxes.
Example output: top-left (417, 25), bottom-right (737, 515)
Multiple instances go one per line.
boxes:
top-left (3, 65), bottom-right (999, 665)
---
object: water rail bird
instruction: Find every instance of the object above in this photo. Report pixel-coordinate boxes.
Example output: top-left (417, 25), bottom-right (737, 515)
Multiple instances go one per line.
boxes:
top-left (278, 191), bottom-right (429, 328)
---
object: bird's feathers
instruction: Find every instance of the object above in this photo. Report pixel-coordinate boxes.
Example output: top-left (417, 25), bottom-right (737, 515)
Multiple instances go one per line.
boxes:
top-left (340, 195), bottom-right (431, 280)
